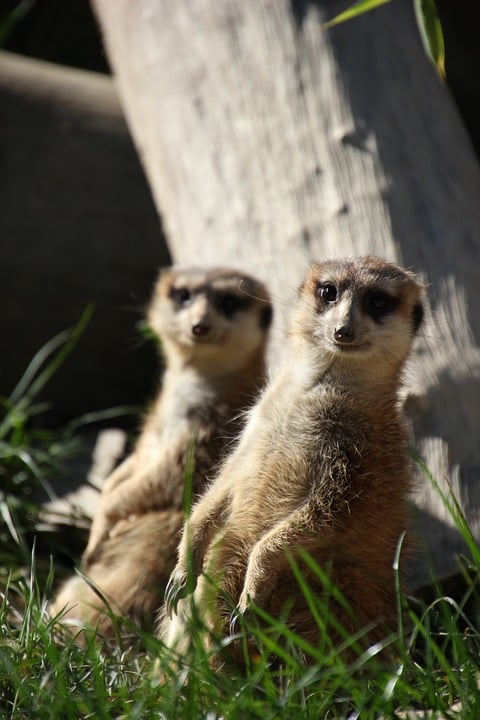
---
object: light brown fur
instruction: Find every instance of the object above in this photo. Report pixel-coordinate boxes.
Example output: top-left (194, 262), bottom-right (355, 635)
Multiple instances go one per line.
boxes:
top-left (50, 266), bottom-right (272, 641)
top-left (162, 256), bottom-right (424, 667)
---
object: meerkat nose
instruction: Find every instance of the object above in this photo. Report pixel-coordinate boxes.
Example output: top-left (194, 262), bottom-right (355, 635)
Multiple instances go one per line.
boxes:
top-left (334, 324), bottom-right (355, 343)
top-left (192, 322), bottom-right (210, 337)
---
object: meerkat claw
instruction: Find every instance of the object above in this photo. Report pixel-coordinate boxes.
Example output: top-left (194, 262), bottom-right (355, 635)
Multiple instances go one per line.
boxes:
top-left (229, 599), bottom-right (256, 636)
top-left (164, 569), bottom-right (188, 617)
top-left (229, 607), bottom-right (242, 637)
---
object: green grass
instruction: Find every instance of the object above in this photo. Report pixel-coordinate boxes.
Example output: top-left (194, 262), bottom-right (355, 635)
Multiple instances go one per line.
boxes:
top-left (1, 328), bottom-right (479, 718)
top-left (2, 552), bottom-right (480, 719)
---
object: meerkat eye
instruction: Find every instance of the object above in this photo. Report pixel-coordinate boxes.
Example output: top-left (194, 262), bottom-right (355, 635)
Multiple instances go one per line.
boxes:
top-left (317, 283), bottom-right (338, 304)
top-left (364, 290), bottom-right (397, 320)
top-left (170, 286), bottom-right (191, 305)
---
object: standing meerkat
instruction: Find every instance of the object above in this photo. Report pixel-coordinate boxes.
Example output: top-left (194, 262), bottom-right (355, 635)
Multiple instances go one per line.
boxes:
top-left (163, 256), bottom-right (424, 666)
top-left (50, 266), bottom-right (272, 640)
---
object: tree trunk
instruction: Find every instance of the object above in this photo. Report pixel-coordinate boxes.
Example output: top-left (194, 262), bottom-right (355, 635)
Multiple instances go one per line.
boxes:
top-left (92, 0), bottom-right (480, 585)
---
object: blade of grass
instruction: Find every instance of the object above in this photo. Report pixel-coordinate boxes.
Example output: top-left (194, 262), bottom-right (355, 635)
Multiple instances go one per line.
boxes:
top-left (413, 0), bottom-right (446, 78)
top-left (0, 0), bottom-right (36, 46)
top-left (0, 304), bottom-right (94, 442)
top-left (66, 405), bottom-right (140, 434)
top-left (0, 500), bottom-right (22, 545)
top-left (324, 0), bottom-right (391, 30)
top-left (20, 303), bottom-right (95, 404)
top-left (7, 330), bottom-right (71, 407)
top-left (414, 451), bottom-right (479, 563)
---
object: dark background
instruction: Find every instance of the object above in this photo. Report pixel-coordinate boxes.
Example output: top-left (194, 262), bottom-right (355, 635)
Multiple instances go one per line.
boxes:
top-left (0, 0), bottom-right (171, 426)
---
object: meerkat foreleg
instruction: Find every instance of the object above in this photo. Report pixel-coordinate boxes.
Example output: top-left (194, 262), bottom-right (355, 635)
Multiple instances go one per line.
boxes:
top-left (99, 454), bottom-right (136, 493)
top-left (165, 487), bottom-right (231, 616)
top-left (84, 463), bottom-right (181, 561)
top-left (233, 503), bottom-right (324, 621)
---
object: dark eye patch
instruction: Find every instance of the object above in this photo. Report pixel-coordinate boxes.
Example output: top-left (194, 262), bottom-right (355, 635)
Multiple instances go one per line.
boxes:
top-left (215, 292), bottom-right (251, 318)
top-left (260, 305), bottom-right (273, 330)
top-left (363, 290), bottom-right (398, 321)
top-left (169, 286), bottom-right (191, 305)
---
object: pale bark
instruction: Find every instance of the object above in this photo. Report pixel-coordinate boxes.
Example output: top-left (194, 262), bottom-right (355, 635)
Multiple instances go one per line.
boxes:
top-left (92, 0), bottom-right (480, 584)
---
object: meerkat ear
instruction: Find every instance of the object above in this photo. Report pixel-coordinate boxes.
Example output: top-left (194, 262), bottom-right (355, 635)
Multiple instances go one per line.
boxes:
top-left (157, 266), bottom-right (174, 284)
top-left (300, 262), bottom-right (323, 298)
top-left (152, 266), bottom-right (172, 296)
top-left (412, 302), bottom-right (424, 334)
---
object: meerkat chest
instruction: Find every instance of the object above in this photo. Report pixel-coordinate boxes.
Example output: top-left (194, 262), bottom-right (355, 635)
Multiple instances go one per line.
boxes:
top-left (228, 383), bottom-right (396, 534)
top-left (138, 373), bottom-right (220, 456)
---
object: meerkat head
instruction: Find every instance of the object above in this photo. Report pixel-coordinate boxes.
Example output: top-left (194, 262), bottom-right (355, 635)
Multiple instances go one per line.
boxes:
top-left (148, 266), bottom-right (272, 374)
top-left (291, 256), bottom-right (424, 384)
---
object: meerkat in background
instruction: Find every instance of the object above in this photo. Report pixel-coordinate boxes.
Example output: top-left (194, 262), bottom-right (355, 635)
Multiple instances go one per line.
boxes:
top-left (163, 256), bottom-right (424, 667)
top-left (50, 266), bottom-right (272, 640)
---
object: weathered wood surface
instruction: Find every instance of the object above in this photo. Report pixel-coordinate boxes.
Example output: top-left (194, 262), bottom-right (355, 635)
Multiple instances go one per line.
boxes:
top-left (92, 0), bottom-right (480, 584)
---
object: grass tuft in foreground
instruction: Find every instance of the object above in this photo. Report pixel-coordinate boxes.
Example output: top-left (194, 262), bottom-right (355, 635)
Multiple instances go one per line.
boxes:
top-left (1, 538), bottom-right (479, 719)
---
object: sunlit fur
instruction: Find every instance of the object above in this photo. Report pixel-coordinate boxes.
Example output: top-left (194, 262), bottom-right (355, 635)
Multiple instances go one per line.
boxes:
top-left (162, 256), bottom-right (425, 668)
top-left (50, 266), bottom-right (272, 642)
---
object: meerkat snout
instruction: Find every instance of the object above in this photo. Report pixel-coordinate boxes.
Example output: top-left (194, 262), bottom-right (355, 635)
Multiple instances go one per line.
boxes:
top-left (333, 323), bottom-right (355, 344)
top-left (192, 321), bottom-right (210, 337)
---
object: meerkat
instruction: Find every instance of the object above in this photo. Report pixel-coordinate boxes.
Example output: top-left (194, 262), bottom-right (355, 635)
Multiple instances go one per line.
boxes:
top-left (50, 266), bottom-right (272, 640)
top-left (162, 255), bottom-right (424, 667)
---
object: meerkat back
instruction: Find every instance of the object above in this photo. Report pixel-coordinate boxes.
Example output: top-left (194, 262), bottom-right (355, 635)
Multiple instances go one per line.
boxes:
top-left (50, 266), bottom-right (272, 643)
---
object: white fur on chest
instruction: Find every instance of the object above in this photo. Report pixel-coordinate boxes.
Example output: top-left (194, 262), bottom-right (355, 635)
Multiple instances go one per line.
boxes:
top-left (158, 370), bottom-right (216, 434)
